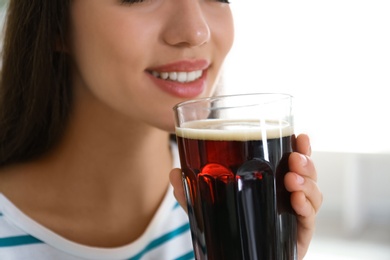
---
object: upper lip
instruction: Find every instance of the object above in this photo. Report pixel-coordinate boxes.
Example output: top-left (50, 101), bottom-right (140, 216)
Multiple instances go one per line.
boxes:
top-left (147, 59), bottom-right (210, 73)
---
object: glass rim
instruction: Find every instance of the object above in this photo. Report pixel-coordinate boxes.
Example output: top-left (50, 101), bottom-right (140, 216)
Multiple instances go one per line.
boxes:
top-left (173, 92), bottom-right (293, 111)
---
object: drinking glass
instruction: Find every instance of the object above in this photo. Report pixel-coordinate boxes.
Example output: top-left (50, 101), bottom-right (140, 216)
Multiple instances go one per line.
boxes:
top-left (174, 93), bottom-right (297, 260)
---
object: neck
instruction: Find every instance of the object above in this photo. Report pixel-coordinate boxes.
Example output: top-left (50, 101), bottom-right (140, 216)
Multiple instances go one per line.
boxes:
top-left (46, 115), bottom-right (173, 206)
top-left (0, 104), bottom-right (175, 247)
top-left (46, 88), bottom-right (174, 198)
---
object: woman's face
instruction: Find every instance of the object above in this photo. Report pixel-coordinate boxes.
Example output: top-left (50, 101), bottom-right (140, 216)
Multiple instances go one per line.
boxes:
top-left (68, 0), bottom-right (234, 132)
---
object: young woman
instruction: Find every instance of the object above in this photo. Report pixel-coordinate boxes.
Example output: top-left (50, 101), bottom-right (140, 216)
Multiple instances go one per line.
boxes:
top-left (0, 0), bottom-right (322, 259)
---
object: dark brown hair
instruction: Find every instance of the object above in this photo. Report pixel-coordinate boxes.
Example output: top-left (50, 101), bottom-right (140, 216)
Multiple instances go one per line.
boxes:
top-left (0, 0), bottom-right (71, 166)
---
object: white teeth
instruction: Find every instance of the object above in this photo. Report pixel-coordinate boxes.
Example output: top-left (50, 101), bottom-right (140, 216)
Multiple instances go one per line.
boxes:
top-left (169, 72), bottom-right (178, 81)
top-left (187, 71), bottom-right (196, 82)
top-left (151, 70), bottom-right (203, 83)
top-left (177, 72), bottom-right (187, 83)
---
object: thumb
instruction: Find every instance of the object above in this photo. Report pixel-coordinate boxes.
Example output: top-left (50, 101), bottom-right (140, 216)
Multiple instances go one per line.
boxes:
top-left (169, 168), bottom-right (188, 213)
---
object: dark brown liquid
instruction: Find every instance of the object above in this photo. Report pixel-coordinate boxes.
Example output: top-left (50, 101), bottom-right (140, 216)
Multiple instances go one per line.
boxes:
top-left (177, 135), bottom-right (297, 260)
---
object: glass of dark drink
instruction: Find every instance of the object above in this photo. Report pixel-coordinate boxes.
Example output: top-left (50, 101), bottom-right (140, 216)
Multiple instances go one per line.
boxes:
top-left (173, 93), bottom-right (297, 260)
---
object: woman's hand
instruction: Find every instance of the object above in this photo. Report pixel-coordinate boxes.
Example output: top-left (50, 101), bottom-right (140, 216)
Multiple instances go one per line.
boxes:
top-left (284, 134), bottom-right (322, 259)
top-left (169, 134), bottom-right (322, 260)
top-left (169, 168), bottom-right (188, 213)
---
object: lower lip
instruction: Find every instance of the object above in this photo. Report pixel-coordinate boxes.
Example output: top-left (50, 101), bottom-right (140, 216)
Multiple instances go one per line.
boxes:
top-left (147, 70), bottom-right (207, 98)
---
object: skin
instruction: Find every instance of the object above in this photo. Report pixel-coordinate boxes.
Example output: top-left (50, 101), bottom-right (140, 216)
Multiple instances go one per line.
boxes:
top-left (0, 0), bottom-right (234, 247)
top-left (0, 0), bottom-right (322, 258)
top-left (68, 0), bottom-right (232, 132)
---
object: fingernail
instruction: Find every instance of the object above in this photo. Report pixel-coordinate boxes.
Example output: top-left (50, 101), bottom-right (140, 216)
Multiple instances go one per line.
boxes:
top-left (296, 174), bottom-right (305, 185)
top-left (300, 154), bottom-right (308, 166)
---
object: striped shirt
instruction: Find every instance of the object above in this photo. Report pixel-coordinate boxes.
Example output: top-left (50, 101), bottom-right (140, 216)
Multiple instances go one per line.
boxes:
top-left (0, 144), bottom-right (194, 260)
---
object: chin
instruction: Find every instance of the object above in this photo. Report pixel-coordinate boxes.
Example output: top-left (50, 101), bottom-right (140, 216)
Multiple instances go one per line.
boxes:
top-left (158, 124), bottom-right (176, 134)
top-left (150, 116), bottom-right (176, 134)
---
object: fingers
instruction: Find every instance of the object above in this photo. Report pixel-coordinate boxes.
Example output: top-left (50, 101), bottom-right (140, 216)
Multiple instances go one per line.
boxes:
top-left (285, 171), bottom-right (322, 215)
top-left (291, 191), bottom-right (316, 257)
top-left (286, 136), bottom-right (322, 214)
top-left (287, 134), bottom-right (323, 259)
top-left (294, 134), bottom-right (312, 156)
top-left (289, 152), bottom-right (317, 181)
top-left (288, 134), bottom-right (322, 213)
top-left (169, 168), bottom-right (188, 212)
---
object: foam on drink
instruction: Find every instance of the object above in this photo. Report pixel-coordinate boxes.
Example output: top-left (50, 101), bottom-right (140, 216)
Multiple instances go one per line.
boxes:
top-left (175, 119), bottom-right (293, 141)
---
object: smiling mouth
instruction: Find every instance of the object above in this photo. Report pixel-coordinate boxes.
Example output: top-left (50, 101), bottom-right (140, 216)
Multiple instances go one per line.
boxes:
top-left (150, 70), bottom-right (203, 83)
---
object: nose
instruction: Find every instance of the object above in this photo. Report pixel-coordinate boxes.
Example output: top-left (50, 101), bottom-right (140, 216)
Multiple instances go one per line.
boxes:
top-left (162, 1), bottom-right (211, 47)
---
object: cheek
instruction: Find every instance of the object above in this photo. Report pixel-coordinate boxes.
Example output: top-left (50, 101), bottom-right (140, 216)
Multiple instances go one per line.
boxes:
top-left (207, 9), bottom-right (235, 79)
top-left (69, 26), bottom-right (150, 113)
top-left (208, 7), bottom-right (235, 57)
top-left (205, 12), bottom-right (234, 96)
top-left (68, 4), bottom-right (152, 90)
top-left (218, 16), bottom-right (235, 59)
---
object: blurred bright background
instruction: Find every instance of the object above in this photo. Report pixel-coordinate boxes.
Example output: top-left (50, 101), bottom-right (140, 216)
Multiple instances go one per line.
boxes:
top-left (1, 0), bottom-right (390, 259)
top-left (224, 1), bottom-right (390, 259)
